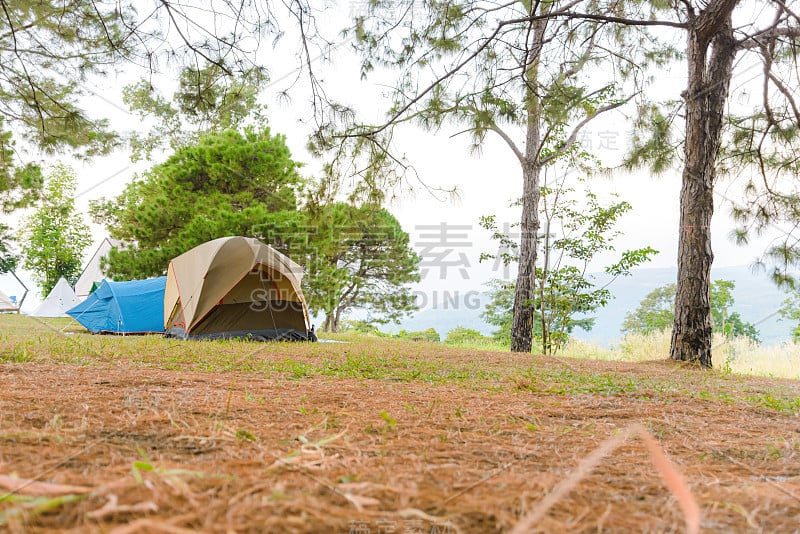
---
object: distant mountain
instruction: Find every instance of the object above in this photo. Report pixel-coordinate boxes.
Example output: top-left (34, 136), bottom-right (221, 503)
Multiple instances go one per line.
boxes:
top-left (392, 265), bottom-right (793, 346)
top-left (576, 265), bottom-right (791, 347)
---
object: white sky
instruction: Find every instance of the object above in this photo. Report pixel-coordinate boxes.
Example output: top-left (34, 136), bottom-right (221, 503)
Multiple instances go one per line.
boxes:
top-left (2, 1), bottom-right (786, 308)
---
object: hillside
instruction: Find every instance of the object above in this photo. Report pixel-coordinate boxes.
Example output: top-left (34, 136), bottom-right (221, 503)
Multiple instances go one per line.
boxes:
top-left (1, 315), bottom-right (799, 532)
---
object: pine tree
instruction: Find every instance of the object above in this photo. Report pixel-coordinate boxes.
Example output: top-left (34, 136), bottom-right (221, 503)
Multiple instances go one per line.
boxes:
top-left (92, 128), bottom-right (303, 279)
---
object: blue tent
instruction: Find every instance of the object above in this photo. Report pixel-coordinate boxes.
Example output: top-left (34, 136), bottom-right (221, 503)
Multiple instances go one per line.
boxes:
top-left (67, 277), bottom-right (166, 334)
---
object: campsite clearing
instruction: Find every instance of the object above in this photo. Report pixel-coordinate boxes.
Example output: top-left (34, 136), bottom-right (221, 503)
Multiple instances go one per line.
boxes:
top-left (1, 315), bottom-right (799, 533)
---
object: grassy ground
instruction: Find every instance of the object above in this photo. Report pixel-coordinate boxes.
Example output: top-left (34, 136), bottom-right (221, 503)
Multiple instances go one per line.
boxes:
top-left (563, 331), bottom-right (800, 380)
top-left (1, 314), bottom-right (799, 532)
top-left (437, 328), bottom-right (800, 381)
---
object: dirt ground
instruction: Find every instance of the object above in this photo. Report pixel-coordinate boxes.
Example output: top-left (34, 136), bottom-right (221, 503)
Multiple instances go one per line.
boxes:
top-left (1, 350), bottom-right (800, 533)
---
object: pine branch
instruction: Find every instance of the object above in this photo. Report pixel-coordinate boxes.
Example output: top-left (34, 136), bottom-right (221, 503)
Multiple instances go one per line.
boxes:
top-left (343, 4), bottom-right (685, 139)
top-left (539, 95), bottom-right (634, 166)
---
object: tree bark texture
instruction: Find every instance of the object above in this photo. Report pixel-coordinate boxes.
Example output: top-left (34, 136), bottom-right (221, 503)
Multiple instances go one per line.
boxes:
top-left (511, 162), bottom-right (541, 352)
top-left (510, 16), bottom-right (547, 353)
top-left (671, 3), bottom-right (737, 367)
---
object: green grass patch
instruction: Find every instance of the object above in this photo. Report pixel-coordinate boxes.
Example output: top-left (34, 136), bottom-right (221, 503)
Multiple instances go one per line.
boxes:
top-left (2, 314), bottom-right (799, 417)
top-left (0, 493), bottom-right (88, 526)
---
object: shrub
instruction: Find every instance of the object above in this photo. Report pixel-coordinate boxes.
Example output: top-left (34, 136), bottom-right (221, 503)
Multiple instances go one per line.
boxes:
top-left (396, 328), bottom-right (440, 343)
top-left (340, 320), bottom-right (388, 337)
top-left (444, 326), bottom-right (493, 346)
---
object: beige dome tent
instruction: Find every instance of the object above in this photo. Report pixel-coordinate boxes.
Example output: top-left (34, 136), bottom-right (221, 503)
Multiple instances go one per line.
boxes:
top-left (164, 236), bottom-right (315, 341)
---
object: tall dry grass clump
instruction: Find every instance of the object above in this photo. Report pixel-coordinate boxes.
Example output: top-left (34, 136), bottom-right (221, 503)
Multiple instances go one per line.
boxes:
top-left (617, 330), bottom-right (673, 361)
top-left (563, 330), bottom-right (800, 379)
top-left (561, 330), bottom-right (673, 362)
top-left (716, 336), bottom-right (800, 379)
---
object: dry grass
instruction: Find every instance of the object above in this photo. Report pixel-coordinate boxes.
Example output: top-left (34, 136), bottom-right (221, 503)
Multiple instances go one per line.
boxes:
top-left (1, 314), bottom-right (800, 532)
top-left (561, 331), bottom-right (800, 380)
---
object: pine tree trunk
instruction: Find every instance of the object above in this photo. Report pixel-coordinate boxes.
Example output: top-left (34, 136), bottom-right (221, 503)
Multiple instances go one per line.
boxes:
top-left (510, 16), bottom-right (546, 354)
top-left (671, 8), bottom-right (737, 367)
top-left (511, 163), bottom-right (541, 353)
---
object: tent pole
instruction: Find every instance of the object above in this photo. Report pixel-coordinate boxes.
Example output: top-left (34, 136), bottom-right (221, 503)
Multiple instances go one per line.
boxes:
top-left (9, 271), bottom-right (28, 313)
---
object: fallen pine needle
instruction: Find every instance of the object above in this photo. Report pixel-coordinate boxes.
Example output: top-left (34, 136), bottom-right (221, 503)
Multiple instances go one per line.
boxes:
top-left (343, 493), bottom-right (381, 511)
top-left (110, 519), bottom-right (206, 534)
top-left (510, 422), bottom-right (700, 534)
top-left (725, 455), bottom-right (800, 504)
top-left (87, 494), bottom-right (159, 519)
top-left (0, 474), bottom-right (92, 496)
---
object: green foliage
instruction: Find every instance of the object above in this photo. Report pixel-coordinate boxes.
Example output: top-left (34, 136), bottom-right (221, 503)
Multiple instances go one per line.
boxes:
top-left (0, 126), bottom-right (45, 270)
top-left (624, 280), bottom-right (761, 342)
top-left (709, 279), bottom-right (758, 341)
top-left (318, 0), bottom-right (675, 215)
top-left (296, 202), bottom-right (420, 332)
top-left (443, 326), bottom-right (493, 347)
top-left (535, 189), bottom-right (657, 353)
top-left (0, 224), bottom-right (19, 274)
top-left (621, 284), bottom-right (675, 335)
top-left (91, 128), bottom-right (303, 279)
top-left (482, 276), bottom-right (601, 352)
top-left (19, 164), bottom-right (92, 295)
top-left (395, 328), bottom-right (441, 343)
top-left (779, 290), bottom-right (800, 343)
top-left (235, 429), bottom-right (258, 443)
top-left (0, 120), bottom-right (45, 213)
top-left (1, 122), bottom-right (45, 269)
top-left (482, 187), bottom-right (657, 354)
top-left (379, 411), bottom-right (397, 431)
top-left (93, 128), bottom-right (418, 329)
top-left (340, 320), bottom-right (388, 337)
top-left (623, 103), bottom-right (680, 175)
top-left (124, 65), bottom-right (268, 161)
top-left (346, 0), bottom-right (646, 154)
top-left (0, 2), bottom-right (125, 161)
top-left (0, 493), bottom-right (88, 526)
top-left (723, 312), bottom-right (761, 343)
top-left (0, 1), bottom-right (292, 273)
top-left (481, 280), bottom-right (516, 345)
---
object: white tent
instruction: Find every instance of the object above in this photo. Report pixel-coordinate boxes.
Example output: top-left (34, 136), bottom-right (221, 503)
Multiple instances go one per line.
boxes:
top-left (30, 278), bottom-right (80, 317)
top-left (0, 288), bottom-right (19, 313)
top-left (0, 271), bottom-right (29, 313)
top-left (74, 237), bottom-right (119, 298)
